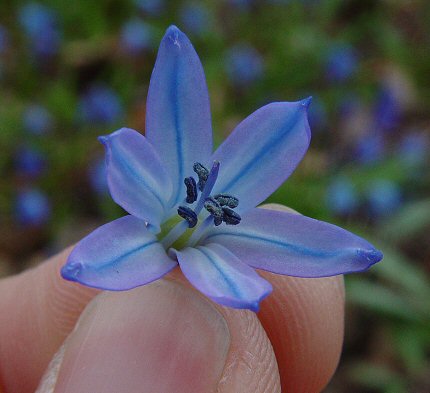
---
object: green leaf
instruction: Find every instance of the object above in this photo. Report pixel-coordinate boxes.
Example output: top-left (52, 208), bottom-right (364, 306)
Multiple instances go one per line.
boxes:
top-left (346, 278), bottom-right (426, 323)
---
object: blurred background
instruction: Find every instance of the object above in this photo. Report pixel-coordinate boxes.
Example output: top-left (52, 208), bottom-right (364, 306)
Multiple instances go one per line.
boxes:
top-left (0, 0), bottom-right (429, 391)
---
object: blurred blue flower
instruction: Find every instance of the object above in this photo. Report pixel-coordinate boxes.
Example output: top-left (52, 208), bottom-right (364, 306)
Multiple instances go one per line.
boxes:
top-left (15, 188), bottom-right (51, 226)
top-left (23, 104), bottom-right (54, 135)
top-left (227, 0), bottom-right (254, 9)
top-left (324, 44), bottom-right (358, 83)
top-left (397, 132), bottom-right (429, 168)
top-left (373, 84), bottom-right (400, 132)
top-left (14, 145), bottom-right (47, 177)
top-left (120, 19), bottom-right (155, 54)
top-left (307, 96), bottom-right (328, 132)
top-left (366, 179), bottom-right (402, 217)
top-left (78, 85), bottom-right (123, 125)
top-left (180, 3), bottom-right (211, 35)
top-left (18, 2), bottom-right (61, 58)
top-left (135, 0), bottom-right (165, 15)
top-left (337, 93), bottom-right (361, 119)
top-left (326, 176), bottom-right (359, 215)
top-left (88, 158), bottom-right (108, 195)
top-left (226, 44), bottom-right (264, 86)
top-left (354, 132), bottom-right (385, 165)
top-left (0, 24), bottom-right (9, 54)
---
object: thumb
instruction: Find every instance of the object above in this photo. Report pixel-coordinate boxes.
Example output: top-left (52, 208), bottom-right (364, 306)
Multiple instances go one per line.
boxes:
top-left (37, 279), bottom-right (280, 393)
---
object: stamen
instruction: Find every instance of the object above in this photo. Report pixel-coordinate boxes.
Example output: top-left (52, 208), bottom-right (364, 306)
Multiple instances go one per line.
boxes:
top-left (169, 160), bottom-right (242, 249)
top-left (194, 161), bottom-right (220, 215)
top-left (214, 194), bottom-right (239, 208)
top-left (193, 162), bottom-right (209, 191)
top-left (222, 207), bottom-right (241, 225)
top-left (184, 177), bottom-right (198, 204)
top-left (177, 206), bottom-right (198, 228)
top-left (204, 197), bottom-right (223, 226)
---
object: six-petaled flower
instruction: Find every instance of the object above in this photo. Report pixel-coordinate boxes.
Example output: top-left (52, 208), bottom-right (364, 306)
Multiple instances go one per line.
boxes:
top-left (61, 26), bottom-right (383, 312)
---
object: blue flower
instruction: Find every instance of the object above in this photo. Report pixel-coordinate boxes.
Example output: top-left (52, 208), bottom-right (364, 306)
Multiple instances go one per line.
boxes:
top-left (366, 179), bottom-right (402, 217)
top-left (397, 131), bottom-right (429, 168)
top-left (326, 176), bottom-right (359, 216)
top-left (23, 104), bottom-right (54, 135)
top-left (227, 0), bottom-right (254, 10)
top-left (354, 131), bottom-right (385, 165)
top-left (18, 2), bottom-right (61, 58)
top-left (14, 145), bottom-right (47, 178)
top-left (135, 0), bottom-right (165, 15)
top-left (88, 158), bottom-right (108, 195)
top-left (120, 19), bottom-right (155, 55)
top-left (62, 26), bottom-right (382, 311)
top-left (324, 44), bottom-right (358, 83)
top-left (373, 84), bottom-right (401, 132)
top-left (179, 3), bottom-right (211, 36)
top-left (225, 44), bottom-right (264, 87)
top-left (0, 24), bottom-right (9, 54)
top-left (307, 95), bottom-right (328, 132)
top-left (77, 85), bottom-right (123, 125)
top-left (15, 188), bottom-right (51, 226)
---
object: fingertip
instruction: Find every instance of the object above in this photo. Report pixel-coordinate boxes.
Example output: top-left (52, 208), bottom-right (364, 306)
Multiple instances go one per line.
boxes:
top-left (50, 281), bottom-right (231, 392)
top-left (258, 272), bottom-right (345, 393)
top-left (0, 247), bottom-right (99, 392)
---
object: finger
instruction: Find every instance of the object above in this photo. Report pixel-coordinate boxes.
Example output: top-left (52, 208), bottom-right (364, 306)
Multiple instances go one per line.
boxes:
top-left (37, 280), bottom-right (280, 393)
top-left (257, 203), bottom-right (345, 392)
top-left (0, 248), bottom-right (99, 393)
top-left (259, 273), bottom-right (344, 392)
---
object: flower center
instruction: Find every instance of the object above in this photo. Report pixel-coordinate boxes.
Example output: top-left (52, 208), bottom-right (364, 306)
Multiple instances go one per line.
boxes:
top-left (160, 161), bottom-right (241, 249)
top-left (177, 161), bottom-right (241, 228)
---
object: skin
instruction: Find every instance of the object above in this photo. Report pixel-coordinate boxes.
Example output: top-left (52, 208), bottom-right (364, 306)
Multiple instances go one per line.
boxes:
top-left (0, 205), bottom-right (345, 392)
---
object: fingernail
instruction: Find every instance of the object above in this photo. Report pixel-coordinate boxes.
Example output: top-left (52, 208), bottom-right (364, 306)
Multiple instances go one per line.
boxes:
top-left (47, 280), bottom-right (230, 392)
top-left (35, 344), bottom-right (66, 393)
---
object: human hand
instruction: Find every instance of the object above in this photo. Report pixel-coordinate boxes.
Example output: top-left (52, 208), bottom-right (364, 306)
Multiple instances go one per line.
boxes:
top-left (0, 206), bottom-right (345, 393)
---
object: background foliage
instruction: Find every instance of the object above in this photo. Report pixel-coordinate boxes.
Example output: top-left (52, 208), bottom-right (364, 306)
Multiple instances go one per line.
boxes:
top-left (0, 1), bottom-right (429, 391)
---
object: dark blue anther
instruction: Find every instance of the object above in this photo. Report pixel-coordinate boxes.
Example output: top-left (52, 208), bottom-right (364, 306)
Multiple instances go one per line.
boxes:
top-left (222, 207), bottom-right (241, 225)
top-left (193, 162), bottom-right (209, 191)
top-left (213, 216), bottom-right (223, 226)
top-left (184, 177), bottom-right (198, 204)
top-left (177, 206), bottom-right (198, 228)
top-left (204, 197), bottom-right (223, 226)
top-left (214, 194), bottom-right (239, 208)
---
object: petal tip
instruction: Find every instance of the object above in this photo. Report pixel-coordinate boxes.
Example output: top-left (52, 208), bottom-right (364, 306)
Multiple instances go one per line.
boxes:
top-left (357, 248), bottom-right (383, 267)
top-left (249, 281), bottom-right (273, 312)
top-left (163, 25), bottom-right (185, 48)
top-left (301, 96), bottom-right (313, 110)
top-left (61, 261), bottom-right (82, 282)
top-left (98, 135), bottom-right (108, 145)
top-left (166, 25), bottom-right (181, 35)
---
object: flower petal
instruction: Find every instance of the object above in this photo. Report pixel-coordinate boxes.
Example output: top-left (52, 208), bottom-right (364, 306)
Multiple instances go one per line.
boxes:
top-left (62, 216), bottom-right (177, 290)
top-left (172, 243), bottom-right (272, 311)
top-left (100, 128), bottom-right (173, 231)
top-left (201, 208), bottom-right (383, 278)
top-left (146, 25), bottom-right (213, 209)
top-left (211, 99), bottom-right (311, 213)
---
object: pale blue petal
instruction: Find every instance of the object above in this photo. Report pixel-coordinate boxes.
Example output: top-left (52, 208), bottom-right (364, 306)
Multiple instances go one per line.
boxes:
top-left (100, 128), bottom-right (173, 231)
top-left (62, 215), bottom-right (177, 290)
top-left (146, 25), bottom-right (212, 209)
top-left (211, 99), bottom-right (311, 213)
top-left (201, 208), bottom-right (383, 278)
top-left (172, 243), bottom-right (272, 311)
